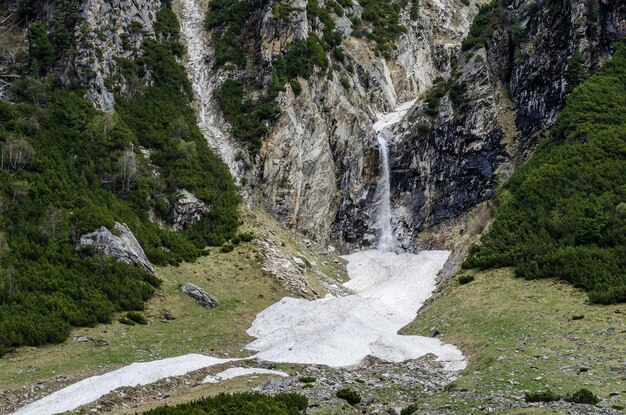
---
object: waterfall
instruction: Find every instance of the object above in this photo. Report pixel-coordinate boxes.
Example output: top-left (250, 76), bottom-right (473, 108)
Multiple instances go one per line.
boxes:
top-left (372, 99), bottom-right (416, 252)
top-left (376, 132), bottom-right (396, 252)
top-left (176, 0), bottom-right (239, 176)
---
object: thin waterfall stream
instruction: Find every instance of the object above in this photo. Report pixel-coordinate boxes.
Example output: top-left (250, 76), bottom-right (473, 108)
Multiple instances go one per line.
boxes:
top-left (375, 132), bottom-right (396, 251)
top-left (372, 100), bottom-right (416, 252)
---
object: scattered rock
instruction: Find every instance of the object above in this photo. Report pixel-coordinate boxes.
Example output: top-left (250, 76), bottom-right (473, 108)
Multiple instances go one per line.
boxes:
top-left (162, 310), bottom-right (176, 321)
top-left (179, 283), bottom-right (218, 308)
top-left (79, 222), bottom-right (154, 273)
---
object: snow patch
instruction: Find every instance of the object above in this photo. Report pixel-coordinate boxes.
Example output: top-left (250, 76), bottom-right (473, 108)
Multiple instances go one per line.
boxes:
top-left (13, 355), bottom-right (235, 415)
top-left (247, 250), bottom-right (467, 370)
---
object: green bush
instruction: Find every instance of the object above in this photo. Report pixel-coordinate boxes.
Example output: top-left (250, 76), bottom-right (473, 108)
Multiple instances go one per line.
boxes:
top-left (461, 0), bottom-right (505, 51)
top-left (336, 388), bottom-right (361, 405)
top-left (298, 375), bottom-right (316, 383)
top-left (126, 311), bottom-right (147, 325)
top-left (140, 392), bottom-right (308, 414)
top-left (221, 243), bottom-right (235, 253)
top-left (401, 403), bottom-right (419, 415)
top-left (525, 389), bottom-right (561, 403)
top-left (568, 388), bottom-right (599, 405)
top-left (458, 274), bottom-right (475, 285)
top-left (465, 43), bottom-right (626, 304)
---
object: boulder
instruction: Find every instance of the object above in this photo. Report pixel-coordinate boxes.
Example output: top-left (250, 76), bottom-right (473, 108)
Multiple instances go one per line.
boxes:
top-left (171, 189), bottom-right (209, 230)
top-left (79, 222), bottom-right (154, 273)
top-left (179, 283), bottom-right (218, 308)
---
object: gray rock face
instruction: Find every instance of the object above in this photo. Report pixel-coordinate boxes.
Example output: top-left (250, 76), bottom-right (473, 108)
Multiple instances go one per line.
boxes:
top-left (64, 0), bottom-right (161, 111)
top-left (179, 283), bottom-right (218, 308)
top-left (390, 0), bottom-right (626, 250)
top-left (79, 222), bottom-right (155, 273)
top-left (246, 0), bottom-right (476, 252)
top-left (171, 189), bottom-right (209, 230)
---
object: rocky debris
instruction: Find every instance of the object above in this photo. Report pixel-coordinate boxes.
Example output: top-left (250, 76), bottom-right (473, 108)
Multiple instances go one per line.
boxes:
top-left (79, 222), bottom-right (154, 273)
top-left (73, 336), bottom-right (109, 346)
top-left (171, 189), bottom-right (209, 230)
top-left (179, 283), bottom-right (218, 308)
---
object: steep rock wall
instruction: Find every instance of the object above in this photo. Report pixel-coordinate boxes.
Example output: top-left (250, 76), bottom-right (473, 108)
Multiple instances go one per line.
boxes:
top-left (245, 0), bottom-right (476, 250)
top-left (390, 0), bottom-right (626, 250)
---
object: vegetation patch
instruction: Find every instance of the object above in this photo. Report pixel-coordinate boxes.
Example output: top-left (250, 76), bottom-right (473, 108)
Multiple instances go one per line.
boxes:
top-left (464, 43), bottom-right (626, 304)
top-left (0, 3), bottom-right (239, 355)
top-left (336, 388), bottom-right (361, 405)
top-left (407, 268), bottom-right (626, 413)
top-left (461, 0), bottom-right (505, 51)
top-left (524, 389), bottom-right (560, 403)
top-left (141, 392), bottom-right (308, 415)
top-left (568, 388), bottom-right (599, 405)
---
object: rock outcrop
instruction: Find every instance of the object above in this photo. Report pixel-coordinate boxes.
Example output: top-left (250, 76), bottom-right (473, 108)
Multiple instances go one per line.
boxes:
top-left (179, 283), bottom-right (219, 308)
top-left (245, 0), bottom-right (477, 251)
top-left (171, 189), bottom-right (209, 230)
top-left (79, 222), bottom-right (155, 273)
top-left (389, 0), bottom-right (626, 250)
top-left (64, 0), bottom-right (161, 111)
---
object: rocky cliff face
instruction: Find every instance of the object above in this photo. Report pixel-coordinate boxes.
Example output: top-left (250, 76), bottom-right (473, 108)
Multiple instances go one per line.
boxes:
top-left (389, 0), bottom-right (626, 250)
top-left (63, 0), bottom-right (161, 112)
top-left (28, 0), bottom-right (625, 254)
top-left (210, 0), bottom-right (478, 251)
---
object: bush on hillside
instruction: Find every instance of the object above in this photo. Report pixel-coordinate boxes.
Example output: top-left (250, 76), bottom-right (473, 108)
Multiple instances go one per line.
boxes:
top-left (336, 388), bottom-right (361, 405)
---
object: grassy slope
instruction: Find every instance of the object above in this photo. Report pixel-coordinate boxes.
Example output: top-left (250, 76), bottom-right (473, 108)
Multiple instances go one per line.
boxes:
top-left (0, 208), bottom-right (346, 393)
top-left (405, 269), bottom-right (626, 412)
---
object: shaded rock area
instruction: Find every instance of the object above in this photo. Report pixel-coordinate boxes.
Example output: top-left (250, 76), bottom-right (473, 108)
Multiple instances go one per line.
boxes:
top-left (79, 222), bottom-right (154, 273)
top-left (171, 190), bottom-right (209, 230)
top-left (390, 0), bottom-right (626, 250)
top-left (179, 283), bottom-right (218, 308)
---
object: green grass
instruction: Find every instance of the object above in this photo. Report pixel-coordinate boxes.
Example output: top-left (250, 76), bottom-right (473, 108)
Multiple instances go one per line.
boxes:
top-left (405, 268), bottom-right (626, 412)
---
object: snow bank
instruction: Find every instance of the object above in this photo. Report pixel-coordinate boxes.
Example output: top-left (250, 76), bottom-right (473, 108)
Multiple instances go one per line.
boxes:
top-left (13, 355), bottom-right (235, 415)
top-left (203, 367), bottom-right (289, 383)
top-left (247, 250), bottom-right (467, 370)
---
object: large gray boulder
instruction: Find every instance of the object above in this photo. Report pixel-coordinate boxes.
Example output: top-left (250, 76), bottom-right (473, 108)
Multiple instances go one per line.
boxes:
top-left (79, 222), bottom-right (155, 273)
top-left (179, 283), bottom-right (218, 308)
top-left (171, 189), bottom-right (209, 230)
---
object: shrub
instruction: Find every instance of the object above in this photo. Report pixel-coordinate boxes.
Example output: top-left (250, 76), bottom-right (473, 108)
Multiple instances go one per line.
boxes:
top-left (401, 403), bottom-right (419, 415)
top-left (221, 243), bottom-right (235, 253)
top-left (458, 274), bottom-right (475, 285)
top-left (568, 388), bottom-right (599, 405)
top-left (298, 376), bottom-right (316, 383)
top-left (275, 393), bottom-right (309, 411)
top-left (141, 392), bottom-right (308, 414)
top-left (126, 311), bottom-right (147, 325)
top-left (336, 388), bottom-right (361, 405)
top-left (525, 389), bottom-right (561, 403)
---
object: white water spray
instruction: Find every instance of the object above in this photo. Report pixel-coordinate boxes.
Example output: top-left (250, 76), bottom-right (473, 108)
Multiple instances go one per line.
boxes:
top-left (375, 132), bottom-right (396, 251)
top-left (372, 100), bottom-right (416, 252)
